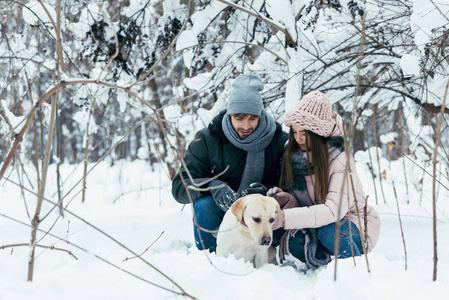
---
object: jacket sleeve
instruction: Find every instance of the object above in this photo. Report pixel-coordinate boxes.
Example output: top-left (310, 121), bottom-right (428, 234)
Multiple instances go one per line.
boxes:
top-left (171, 130), bottom-right (213, 204)
top-left (283, 153), bottom-right (354, 229)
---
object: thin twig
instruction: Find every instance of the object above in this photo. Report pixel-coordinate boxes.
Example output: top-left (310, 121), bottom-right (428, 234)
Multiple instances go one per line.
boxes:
top-left (346, 178), bottom-right (356, 265)
top-left (388, 143), bottom-right (449, 191)
top-left (334, 12), bottom-right (368, 281)
top-left (398, 102), bottom-right (410, 198)
top-left (97, 7), bottom-right (120, 81)
top-left (123, 231), bottom-right (165, 262)
top-left (2, 178), bottom-right (194, 298)
top-left (1, 243), bottom-right (78, 260)
top-left (365, 139), bottom-right (378, 204)
top-left (217, 0), bottom-right (287, 37)
top-left (81, 100), bottom-right (95, 203)
top-left (372, 104), bottom-right (387, 204)
top-left (350, 173), bottom-right (370, 273)
top-left (126, 2), bottom-right (189, 89)
top-left (37, 0), bottom-right (65, 72)
top-left (0, 213), bottom-right (196, 299)
top-left (0, 78), bottom-right (156, 181)
top-left (431, 78), bottom-right (449, 280)
top-left (392, 181), bottom-right (407, 270)
top-left (28, 76), bottom-right (58, 281)
top-left (176, 40), bottom-right (288, 65)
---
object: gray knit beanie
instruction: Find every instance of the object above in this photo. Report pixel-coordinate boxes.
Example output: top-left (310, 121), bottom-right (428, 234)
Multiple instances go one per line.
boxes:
top-left (227, 74), bottom-right (264, 116)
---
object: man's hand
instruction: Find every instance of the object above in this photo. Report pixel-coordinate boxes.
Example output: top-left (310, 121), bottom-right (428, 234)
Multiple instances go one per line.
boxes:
top-left (241, 182), bottom-right (269, 196)
top-left (209, 180), bottom-right (240, 211)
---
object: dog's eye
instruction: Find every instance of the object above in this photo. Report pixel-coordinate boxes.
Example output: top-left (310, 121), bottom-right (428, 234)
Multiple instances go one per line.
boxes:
top-left (253, 217), bottom-right (261, 223)
top-left (269, 218), bottom-right (274, 223)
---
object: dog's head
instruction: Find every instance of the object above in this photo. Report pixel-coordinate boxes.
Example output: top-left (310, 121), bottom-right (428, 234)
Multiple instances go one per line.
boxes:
top-left (231, 194), bottom-right (284, 246)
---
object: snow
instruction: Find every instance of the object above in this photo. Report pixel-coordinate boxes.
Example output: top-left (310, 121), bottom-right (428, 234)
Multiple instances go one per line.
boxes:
top-left (265, 0), bottom-right (297, 40)
top-left (0, 100), bottom-right (26, 134)
top-left (72, 3), bottom-right (103, 40)
top-left (1, 153), bottom-right (449, 300)
top-left (2, 0), bottom-right (449, 299)
top-left (22, 1), bottom-right (57, 27)
top-left (380, 132), bottom-right (398, 145)
top-left (175, 0), bottom-right (227, 66)
top-left (410, 0), bottom-right (449, 52)
top-left (400, 54), bottom-right (421, 77)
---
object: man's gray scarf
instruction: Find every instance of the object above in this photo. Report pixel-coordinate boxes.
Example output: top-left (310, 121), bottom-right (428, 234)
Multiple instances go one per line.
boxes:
top-left (279, 137), bottom-right (345, 269)
top-left (222, 109), bottom-right (276, 193)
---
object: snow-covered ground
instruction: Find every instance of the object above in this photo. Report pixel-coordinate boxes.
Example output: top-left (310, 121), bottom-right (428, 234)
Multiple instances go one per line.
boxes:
top-left (1, 154), bottom-right (449, 300)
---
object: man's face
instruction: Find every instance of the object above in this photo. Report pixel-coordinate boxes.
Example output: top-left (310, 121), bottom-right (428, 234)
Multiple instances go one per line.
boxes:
top-left (230, 114), bottom-right (260, 139)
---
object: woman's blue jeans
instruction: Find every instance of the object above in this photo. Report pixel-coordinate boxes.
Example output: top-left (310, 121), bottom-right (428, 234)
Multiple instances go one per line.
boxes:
top-left (192, 196), bottom-right (225, 252)
top-left (289, 219), bottom-right (363, 262)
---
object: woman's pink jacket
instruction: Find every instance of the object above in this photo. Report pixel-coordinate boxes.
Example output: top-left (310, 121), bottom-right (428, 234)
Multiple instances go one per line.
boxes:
top-left (282, 112), bottom-right (381, 252)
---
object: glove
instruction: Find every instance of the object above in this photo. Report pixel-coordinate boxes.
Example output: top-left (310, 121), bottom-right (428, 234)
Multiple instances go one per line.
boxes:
top-left (241, 182), bottom-right (269, 196)
top-left (272, 210), bottom-right (285, 230)
top-left (209, 180), bottom-right (240, 212)
top-left (267, 187), bottom-right (297, 209)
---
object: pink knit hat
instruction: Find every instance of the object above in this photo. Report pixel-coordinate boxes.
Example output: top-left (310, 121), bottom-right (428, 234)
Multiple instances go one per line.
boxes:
top-left (284, 91), bottom-right (336, 137)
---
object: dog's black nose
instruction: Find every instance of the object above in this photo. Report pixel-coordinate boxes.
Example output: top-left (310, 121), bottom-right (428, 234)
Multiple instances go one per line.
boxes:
top-left (261, 236), bottom-right (271, 245)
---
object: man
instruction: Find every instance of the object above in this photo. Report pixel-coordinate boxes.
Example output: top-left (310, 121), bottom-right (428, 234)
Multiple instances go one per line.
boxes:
top-left (171, 74), bottom-right (288, 252)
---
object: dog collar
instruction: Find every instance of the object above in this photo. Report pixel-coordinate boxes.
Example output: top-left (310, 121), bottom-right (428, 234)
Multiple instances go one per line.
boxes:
top-left (240, 217), bottom-right (248, 227)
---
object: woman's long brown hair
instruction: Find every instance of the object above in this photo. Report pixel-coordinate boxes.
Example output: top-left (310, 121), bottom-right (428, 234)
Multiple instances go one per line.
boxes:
top-left (279, 129), bottom-right (329, 204)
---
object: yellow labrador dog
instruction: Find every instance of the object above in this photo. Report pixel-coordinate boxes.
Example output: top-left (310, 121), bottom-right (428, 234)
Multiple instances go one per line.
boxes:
top-left (216, 194), bottom-right (283, 268)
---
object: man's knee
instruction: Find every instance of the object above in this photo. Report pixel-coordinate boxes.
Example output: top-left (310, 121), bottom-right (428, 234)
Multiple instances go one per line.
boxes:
top-left (194, 195), bottom-right (216, 211)
top-left (193, 196), bottom-right (222, 224)
top-left (193, 196), bottom-right (223, 252)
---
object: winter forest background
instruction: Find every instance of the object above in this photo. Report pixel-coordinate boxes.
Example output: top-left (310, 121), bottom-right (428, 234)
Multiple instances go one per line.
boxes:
top-left (1, 0), bottom-right (449, 299)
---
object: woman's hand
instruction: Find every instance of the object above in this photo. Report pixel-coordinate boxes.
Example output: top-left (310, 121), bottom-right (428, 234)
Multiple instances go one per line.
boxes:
top-left (267, 187), bottom-right (297, 209)
top-left (267, 187), bottom-right (283, 197)
top-left (272, 210), bottom-right (285, 230)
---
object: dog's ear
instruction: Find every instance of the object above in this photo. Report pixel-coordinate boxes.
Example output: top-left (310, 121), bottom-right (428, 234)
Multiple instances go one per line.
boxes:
top-left (275, 201), bottom-right (284, 221)
top-left (231, 197), bottom-right (246, 222)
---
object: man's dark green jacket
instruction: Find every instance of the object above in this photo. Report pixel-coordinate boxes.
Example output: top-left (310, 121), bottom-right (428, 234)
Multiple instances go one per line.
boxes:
top-left (171, 110), bottom-right (288, 204)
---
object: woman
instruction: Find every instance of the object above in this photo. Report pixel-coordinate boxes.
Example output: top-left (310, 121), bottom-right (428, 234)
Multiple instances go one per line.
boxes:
top-left (270, 91), bottom-right (380, 269)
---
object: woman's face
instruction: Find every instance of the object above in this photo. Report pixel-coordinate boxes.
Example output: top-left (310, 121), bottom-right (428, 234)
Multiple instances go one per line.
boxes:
top-left (291, 125), bottom-right (310, 151)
